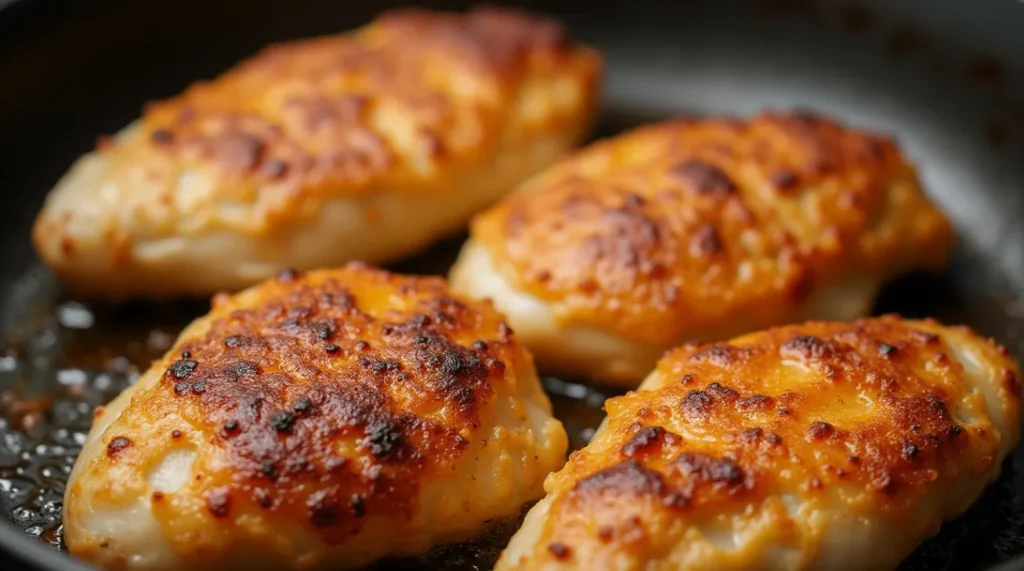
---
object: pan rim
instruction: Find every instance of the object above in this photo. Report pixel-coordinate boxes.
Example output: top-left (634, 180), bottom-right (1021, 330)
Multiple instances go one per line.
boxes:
top-left (2, 0), bottom-right (1024, 569)
top-left (0, 518), bottom-right (90, 571)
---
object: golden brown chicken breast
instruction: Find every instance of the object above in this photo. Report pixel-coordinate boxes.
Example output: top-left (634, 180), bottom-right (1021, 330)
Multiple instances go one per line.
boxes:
top-left (63, 264), bottom-right (568, 570)
top-left (497, 316), bottom-right (1021, 571)
top-left (33, 7), bottom-right (601, 299)
top-left (451, 113), bottom-right (954, 386)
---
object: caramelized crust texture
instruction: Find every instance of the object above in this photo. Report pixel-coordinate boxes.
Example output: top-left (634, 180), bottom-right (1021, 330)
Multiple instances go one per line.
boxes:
top-left (456, 113), bottom-right (953, 384)
top-left (34, 7), bottom-right (601, 298)
top-left (497, 316), bottom-right (1021, 571)
top-left (64, 264), bottom-right (568, 570)
top-left (136, 7), bottom-right (591, 202)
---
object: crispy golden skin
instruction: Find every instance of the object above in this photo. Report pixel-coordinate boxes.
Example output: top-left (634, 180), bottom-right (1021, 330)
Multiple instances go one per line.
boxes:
top-left (63, 264), bottom-right (568, 570)
top-left (34, 7), bottom-right (601, 299)
top-left (452, 113), bottom-right (954, 385)
top-left (497, 316), bottom-right (1021, 571)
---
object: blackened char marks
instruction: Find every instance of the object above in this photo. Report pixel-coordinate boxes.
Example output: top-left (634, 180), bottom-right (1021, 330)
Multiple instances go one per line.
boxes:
top-left (548, 542), bottom-right (572, 560)
top-left (620, 426), bottom-right (679, 458)
top-left (606, 317), bottom-right (1011, 523)
top-left (736, 394), bottom-right (773, 412)
top-left (230, 360), bottom-right (260, 377)
top-left (292, 396), bottom-right (314, 415)
top-left (806, 421), bottom-right (834, 440)
top-left (148, 268), bottom-right (516, 543)
top-left (106, 436), bottom-right (132, 457)
top-left (350, 495), bottom-right (367, 518)
top-left (780, 335), bottom-right (841, 361)
top-left (167, 359), bottom-right (198, 380)
top-left (901, 441), bottom-right (920, 461)
top-left (270, 411), bottom-right (295, 433)
top-left (770, 168), bottom-right (799, 191)
top-left (396, 320), bottom-right (496, 414)
top-left (277, 267), bottom-right (301, 283)
top-left (883, 394), bottom-right (968, 451)
top-left (308, 490), bottom-right (339, 528)
top-left (705, 382), bottom-right (738, 402)
top-left (150, 128), bottom-right (173, 145)
top-left (687, 345), bottom-right (738, 367)
top-left (213, 130), bottom-right (265, 172)
top-left (681, 390), bottom-right (713, 421)
top-left (671, 160), bottom-right (736, 196)
top-left (141, 7), bottom-right (577, 195)
top-left (569, 196), bottom-right (664, 276)
top-left (574, 460), bottom-right (668, 498)
top-left (261, 158), bottom-right (288, 179)
top-left (364, 419), bottom-right (403, 459)
top-left (358, 356), bottom-right (402, 375)
top-left (689, 224), bottom-right (724, 257)
top-left (312, 320), bottom-right (335, 341)
top-left (674, 452), bottom-right (747, 486)
top-left (569, 455), bottom-right (749, 514)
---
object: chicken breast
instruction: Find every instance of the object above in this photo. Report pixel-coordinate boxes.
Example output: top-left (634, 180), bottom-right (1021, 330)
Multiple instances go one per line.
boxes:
top-left (33, 7), bottom-right (601, 300)
top-left (497, 316), bottom-right (1021, 571)
top-left (451, 113), bottom-right (954, 386)
top-left (63, 264), bottom-right (568, 570)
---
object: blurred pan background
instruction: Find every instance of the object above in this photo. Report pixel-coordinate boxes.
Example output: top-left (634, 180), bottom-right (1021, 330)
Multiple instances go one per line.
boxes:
top-left (0, 0), bottom-right (1023, 569)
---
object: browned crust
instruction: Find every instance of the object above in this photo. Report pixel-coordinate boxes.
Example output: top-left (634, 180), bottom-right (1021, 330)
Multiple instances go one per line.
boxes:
top-left (473, 113), bottom-right (954, 345)
top-left (533, 316), bottom-right (1019, 563)
top-left (115, 6), bottom-right (600, 214)
top-left (103, 263), bottom-right (531, 542)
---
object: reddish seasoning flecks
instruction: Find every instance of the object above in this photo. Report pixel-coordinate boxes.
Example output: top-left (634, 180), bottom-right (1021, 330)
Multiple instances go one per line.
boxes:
top-left (470, 113), bottom-right (953, 358)
top-left (532, 315), bottom-right (1010, 568)
top-left (106, 436), bottom-right (132, 457)
top-left (548, 542), bottom-right (572, 560)
top-left (95, 262), bottom-right (551, 549)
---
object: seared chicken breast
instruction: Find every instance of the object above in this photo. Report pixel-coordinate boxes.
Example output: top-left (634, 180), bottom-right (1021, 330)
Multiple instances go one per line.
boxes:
top-left (451, 113), bottom-right (954, 386)
top-left (34, 7), bottom-right (601, 299)
top-left (497, 316), bottom-right (1021, 571)
top-left (63, 264), bottom-right (568, 570)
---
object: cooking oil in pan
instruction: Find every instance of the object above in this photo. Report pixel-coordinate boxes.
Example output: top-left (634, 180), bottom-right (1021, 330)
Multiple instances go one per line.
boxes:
top-left (2, 258), bottom-right (1024, 569)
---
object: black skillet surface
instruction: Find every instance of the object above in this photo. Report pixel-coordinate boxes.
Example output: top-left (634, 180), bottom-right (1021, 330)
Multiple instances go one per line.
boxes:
top-left (1, 0), bottom-right (1024, 569)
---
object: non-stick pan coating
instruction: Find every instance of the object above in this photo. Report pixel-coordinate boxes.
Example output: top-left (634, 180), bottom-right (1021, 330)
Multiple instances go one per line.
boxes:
top-left (1, 0), bottom-right (1023, 570)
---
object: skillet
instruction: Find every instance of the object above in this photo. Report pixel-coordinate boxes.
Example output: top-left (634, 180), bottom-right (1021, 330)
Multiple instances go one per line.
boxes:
top-left (1, 0), bottom-right (1023, 569)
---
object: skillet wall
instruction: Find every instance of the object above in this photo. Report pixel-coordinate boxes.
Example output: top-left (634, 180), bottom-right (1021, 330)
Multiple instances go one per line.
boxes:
top-left (1, 0), bottom-right (1023, 291)
top-left (1, 0), bottom-right (1023, 570)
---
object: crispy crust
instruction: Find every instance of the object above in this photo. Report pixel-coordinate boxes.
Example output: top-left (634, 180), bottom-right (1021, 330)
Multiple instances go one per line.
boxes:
top-left (32, 6), bottom-right (601, 300)
top-left (472, 113), bottom-right (954, 346)
top-left (65, 264), bottom-right (562, 566)
top-left (498, 316), bottom-right (1021, 569)
top-left (48, 6), bottom-right (600, 229)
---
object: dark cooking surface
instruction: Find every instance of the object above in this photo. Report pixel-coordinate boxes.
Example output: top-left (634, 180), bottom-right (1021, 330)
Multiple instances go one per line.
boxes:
top-left (0, 239), bottom-right (614, 571)
top-left (3, 242), bottom-right (1024, 571)
top-left (1, 0), bottom-right (1024, 569)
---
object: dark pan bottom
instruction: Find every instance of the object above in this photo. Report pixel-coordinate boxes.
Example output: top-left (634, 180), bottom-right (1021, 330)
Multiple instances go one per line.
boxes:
top-left (2, 0), bottom-right (1024, 569)
top-left (2, 233), bottom-right (1024, 570)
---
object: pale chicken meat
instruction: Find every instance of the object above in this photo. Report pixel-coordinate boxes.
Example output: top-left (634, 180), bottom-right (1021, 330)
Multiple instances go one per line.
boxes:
top-left (497, 316), bottom-right (1022, 571)
top-left (451, 113), bottom-right (954, 386)
top-left (33, 7), bottom-right (601, 299)
top-left (63, 264), bottom-right (568, 570)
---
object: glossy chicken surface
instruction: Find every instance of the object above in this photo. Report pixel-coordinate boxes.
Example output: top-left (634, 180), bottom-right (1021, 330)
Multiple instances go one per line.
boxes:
top-left (33, 7), bottom-right (601, 299)
top-left (452, 113), bottom-right (954, 386)
top-left (498, 316), bottom-right (1021, 571)
top-left (63, 264), bottom-right (568, 570)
